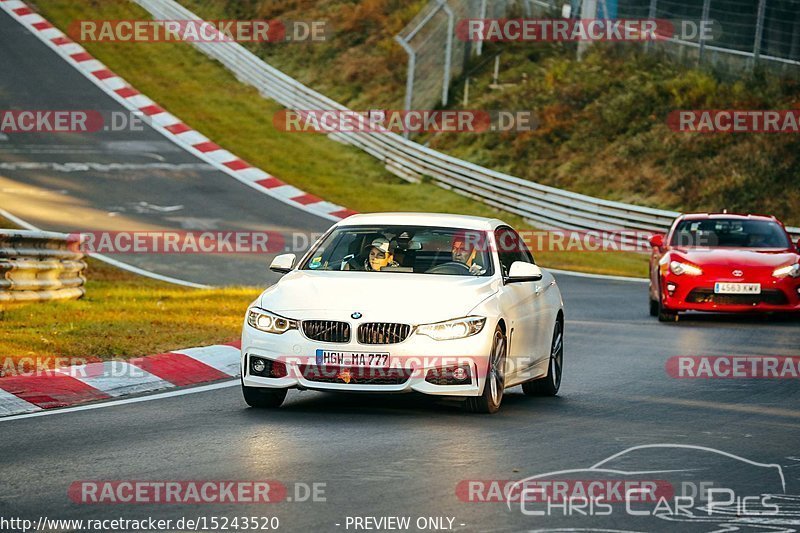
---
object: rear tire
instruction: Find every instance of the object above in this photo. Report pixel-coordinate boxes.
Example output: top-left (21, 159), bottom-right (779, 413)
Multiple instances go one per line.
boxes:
top-left (242, 381), bottom-right (287, 408)
top-left (523, 318), bottom-right (563, 397)
top-left (649, 292), bottom-right (658, 317)
top-left (466, 325), bottom-right (506, 414)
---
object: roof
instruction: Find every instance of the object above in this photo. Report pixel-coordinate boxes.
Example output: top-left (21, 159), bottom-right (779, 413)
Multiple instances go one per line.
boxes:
top-left (680, 213), bottom-right (778, 223)
top-left (334, 212), bottom-right (505, 231)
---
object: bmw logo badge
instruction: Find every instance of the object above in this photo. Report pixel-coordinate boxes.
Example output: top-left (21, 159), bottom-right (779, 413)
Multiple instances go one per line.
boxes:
top-left (351, 312), bottom-right (362, 320)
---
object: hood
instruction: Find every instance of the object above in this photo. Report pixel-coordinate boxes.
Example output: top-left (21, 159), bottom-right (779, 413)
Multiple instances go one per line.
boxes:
top-left (258, 271), bottom-right (500, 324)
top-left (670, 247), bottom-right (799, 271)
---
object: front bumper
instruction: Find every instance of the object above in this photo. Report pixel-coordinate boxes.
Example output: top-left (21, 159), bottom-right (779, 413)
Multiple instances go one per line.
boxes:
top-left (240, 320), bottom-right (497, 396)
top-left (661, 274), bottom-right (800, 313)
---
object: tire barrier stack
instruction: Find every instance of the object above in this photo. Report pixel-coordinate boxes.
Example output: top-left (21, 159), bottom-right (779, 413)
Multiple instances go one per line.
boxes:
top-left (0, 230), bottom-right (87, 302)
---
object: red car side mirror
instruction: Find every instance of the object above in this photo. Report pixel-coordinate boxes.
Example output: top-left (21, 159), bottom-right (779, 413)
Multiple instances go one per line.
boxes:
top-left (648, 234), bottom-right (665, 249)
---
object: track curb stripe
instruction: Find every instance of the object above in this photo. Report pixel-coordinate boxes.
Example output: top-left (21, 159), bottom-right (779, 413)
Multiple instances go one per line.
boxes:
top-left (0, 373), bottom-right (111, 409)
top-left (0, 343), bottom-right (240, 417)
top-left (130, 351), bottom-right (231, 387)
top-left (0, 0), bottom-right (357, 222)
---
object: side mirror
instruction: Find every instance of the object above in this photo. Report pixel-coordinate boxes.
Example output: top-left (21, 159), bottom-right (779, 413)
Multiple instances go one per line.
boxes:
top-left (270, 253), bottom-right (296, 274)
top-left (648, 234), bottom-right (665, 249)
top-left (507, 261), bottom-right (543, 283)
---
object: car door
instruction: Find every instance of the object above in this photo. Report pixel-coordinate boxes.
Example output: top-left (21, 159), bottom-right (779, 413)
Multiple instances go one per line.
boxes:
top-left (493, 227), bottom-right (550, 382)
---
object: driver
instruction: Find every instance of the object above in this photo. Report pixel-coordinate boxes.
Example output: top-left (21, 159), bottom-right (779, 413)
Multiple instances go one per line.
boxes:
top-left (746, 226), bottom-right (776, 247)
top-left (452, 232), bottom-right (486, 275)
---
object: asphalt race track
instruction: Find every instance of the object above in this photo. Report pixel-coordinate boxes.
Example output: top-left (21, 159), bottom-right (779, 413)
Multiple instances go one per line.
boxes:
top-left (1, 278), bottom-right (799, 532)
top-left (1, 6), bottom-right (800, 533)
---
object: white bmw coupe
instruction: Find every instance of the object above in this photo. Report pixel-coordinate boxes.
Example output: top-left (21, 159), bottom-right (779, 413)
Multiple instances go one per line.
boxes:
top-left (241, 213), bottom-right (564, 413)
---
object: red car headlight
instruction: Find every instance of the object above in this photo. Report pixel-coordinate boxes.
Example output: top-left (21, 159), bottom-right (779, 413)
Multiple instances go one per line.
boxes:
top-left (669, 260), bottom-right (703, 276)
top-left (772, 263), bottom-right (800, 278)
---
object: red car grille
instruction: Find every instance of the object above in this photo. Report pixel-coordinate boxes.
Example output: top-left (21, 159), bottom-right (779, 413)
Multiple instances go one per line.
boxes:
top-left (298, 365), bottom-right (412, 385)
top-left (686, 288), bottom-right (789, 306)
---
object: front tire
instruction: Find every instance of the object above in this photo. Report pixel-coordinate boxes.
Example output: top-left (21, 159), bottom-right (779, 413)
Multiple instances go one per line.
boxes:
top-left (242, 380), bottom-right (287, 408)
top-left (655, 277), bottom-right (678, 322)
top-left (523, 318), bottom-right (563, 397)
top-left (466, 325), bottom-right (507, 414)
top-left (657, 295), bottom-right (678, 322)
top-left (649, 290), bottom-right (658, 317)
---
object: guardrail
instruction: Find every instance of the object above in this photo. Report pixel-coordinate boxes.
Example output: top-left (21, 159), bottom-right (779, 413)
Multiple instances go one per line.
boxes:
top-left (0, 230), bottom-right (86, 302)
top-left (134, 0), bottom-right (800, 242)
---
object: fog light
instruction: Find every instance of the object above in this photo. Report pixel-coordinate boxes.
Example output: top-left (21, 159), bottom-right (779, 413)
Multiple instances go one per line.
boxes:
top-left (251, 357), bottom-right (266, 375)
top-left (425, 364), bottom-right (471, 385)
top-left (452, 367), bottom-right (468, 381)
top-left (667, 283), bottom-right (677, 295)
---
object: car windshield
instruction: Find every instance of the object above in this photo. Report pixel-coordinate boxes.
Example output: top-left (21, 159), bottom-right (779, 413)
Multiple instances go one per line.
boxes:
top-left (670, 219), bottom-right (791, 248)
top-left (301, 225), bottom-right (494, 276)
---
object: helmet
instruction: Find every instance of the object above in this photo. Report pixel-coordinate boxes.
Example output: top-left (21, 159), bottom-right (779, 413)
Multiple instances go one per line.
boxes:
top-left (367, 237), bottom-right (393, 271)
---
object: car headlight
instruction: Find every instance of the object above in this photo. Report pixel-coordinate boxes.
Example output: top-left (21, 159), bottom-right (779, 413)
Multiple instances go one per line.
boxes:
top-left (669, 260), bottom-right (703, 276)
top-left (246, 308), bottom-right (298, 334)
top-left (415, 316), bottom-right (486, 341)
top-left (773, 263), bottom-right (800, 278)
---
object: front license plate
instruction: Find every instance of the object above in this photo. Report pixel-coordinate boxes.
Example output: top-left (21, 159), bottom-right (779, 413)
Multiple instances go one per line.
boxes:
top-left (315, 350), bottom-right (390, 368)
top-left (714, 282), bottom-right (761, 294)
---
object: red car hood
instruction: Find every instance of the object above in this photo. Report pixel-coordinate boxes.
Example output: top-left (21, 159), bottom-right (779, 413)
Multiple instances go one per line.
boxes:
top-left (670, 248), bottom-right (799, 269)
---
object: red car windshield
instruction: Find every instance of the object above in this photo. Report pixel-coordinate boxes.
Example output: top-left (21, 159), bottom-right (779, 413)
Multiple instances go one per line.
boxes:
top-left (670, 219), bottom-right (791, 248)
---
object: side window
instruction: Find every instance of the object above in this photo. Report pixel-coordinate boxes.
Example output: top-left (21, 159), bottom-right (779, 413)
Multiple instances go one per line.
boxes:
top-left (494, 227), bottom-right (533, 277)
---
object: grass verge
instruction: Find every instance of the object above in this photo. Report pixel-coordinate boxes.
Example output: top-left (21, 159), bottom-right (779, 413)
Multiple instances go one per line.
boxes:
top-left (28, 0), bottom-right (650, 278)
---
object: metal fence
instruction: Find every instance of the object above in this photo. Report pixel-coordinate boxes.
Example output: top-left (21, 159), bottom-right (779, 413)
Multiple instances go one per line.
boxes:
top-left (0, 230), bottom-right (87, 302)
top-left (395, 0), bottom-right (516, 114)
top-left (137, 0), bottom-right (800, 242)
top-left (536, 0), bottom-right (800, 72)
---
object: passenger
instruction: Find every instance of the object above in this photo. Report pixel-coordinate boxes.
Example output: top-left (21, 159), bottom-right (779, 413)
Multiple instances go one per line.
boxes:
top-left (452, 233), bottom-right (486, 275)
top-left (366, 237), bottom-right (399, 271)
top-left (345, 237), bottom-right (398, 271)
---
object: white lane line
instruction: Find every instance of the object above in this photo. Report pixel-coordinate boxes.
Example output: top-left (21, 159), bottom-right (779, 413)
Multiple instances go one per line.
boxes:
top-left (0, 380), bottom-right (239, 423)
top-left (0, 208), bottom-right (212, 289)
top-left (548, 267), bottom-right (649, 283)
